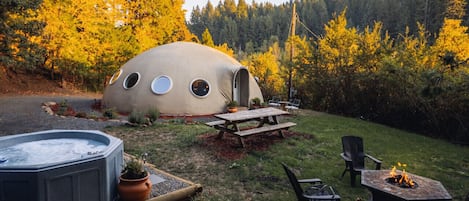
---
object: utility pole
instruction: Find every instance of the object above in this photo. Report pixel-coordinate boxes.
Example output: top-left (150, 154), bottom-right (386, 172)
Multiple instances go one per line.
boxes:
top-left (288, 2), bottom-right (296, 101)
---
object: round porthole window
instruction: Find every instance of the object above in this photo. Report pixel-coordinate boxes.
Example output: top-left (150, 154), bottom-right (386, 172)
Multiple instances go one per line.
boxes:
top-left (123, 72), bottom-right (140, 89)
top-left (109, 69), bottom-right (122, 85)
top-left (151, 75), bottom-right (172, 95)
top-left (190, 78), bottom-right (210, 98)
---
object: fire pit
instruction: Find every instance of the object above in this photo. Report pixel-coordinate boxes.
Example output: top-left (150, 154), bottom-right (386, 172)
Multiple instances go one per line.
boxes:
top-left (385, 163), bottom-right (417, 189)
top-left (361, 170), bottom-right (452, 201)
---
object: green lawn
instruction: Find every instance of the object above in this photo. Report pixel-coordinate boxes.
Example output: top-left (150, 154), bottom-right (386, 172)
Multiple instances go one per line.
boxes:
top-left (105, 110), bottom-right (469, 201)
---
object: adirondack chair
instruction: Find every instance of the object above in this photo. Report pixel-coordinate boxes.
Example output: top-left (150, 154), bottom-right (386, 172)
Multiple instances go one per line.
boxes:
top-left (268, 96), bottom-right (281, 107)
top-left (340, 135), bottom-right (382, 186)
top-left (282, 163), bottom-right (341, 201)
top-left (286, 99), bottom-right (301, 111)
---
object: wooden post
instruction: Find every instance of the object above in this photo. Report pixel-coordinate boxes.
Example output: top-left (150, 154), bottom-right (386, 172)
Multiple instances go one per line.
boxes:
top-left (288, 3), bottom-right (296, 101)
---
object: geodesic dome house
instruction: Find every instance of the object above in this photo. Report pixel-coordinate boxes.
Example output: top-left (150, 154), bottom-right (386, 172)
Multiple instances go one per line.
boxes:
top-left (102, 42), bottom-right (264, 116)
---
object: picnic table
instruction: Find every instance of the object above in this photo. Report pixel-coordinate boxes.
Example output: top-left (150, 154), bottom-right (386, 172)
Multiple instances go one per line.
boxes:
top-left (205, 107), bottom-right (296, 147)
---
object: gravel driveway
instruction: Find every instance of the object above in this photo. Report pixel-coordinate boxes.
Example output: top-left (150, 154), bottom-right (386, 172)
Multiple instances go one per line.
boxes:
top-left (0, 95), bottom-right (123, 136)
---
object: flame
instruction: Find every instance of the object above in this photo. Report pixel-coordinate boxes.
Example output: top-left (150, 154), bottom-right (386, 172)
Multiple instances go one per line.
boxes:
top-left (390, 166), bottom-right (397, 177)
top-left (388, 162), bottom-right (415, 188)
top-left (400, 169), bottom-right (415, 187)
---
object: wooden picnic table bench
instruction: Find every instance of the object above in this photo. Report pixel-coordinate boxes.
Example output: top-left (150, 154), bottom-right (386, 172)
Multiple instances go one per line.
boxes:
top-left (205, 107), bottom-right (296, 147)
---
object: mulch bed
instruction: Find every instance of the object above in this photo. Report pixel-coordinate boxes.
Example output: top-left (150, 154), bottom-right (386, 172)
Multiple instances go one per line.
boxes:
top-left (49, 102), bottom-right (77, 116)
top-left (198, 130), bottom-right (313, 160)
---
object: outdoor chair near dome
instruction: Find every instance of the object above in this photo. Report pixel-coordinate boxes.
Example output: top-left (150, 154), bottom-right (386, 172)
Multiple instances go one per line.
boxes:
top-left (268, 96), bottom-right (281, 107)
top-left (286, 98), bottom-right (301, 111)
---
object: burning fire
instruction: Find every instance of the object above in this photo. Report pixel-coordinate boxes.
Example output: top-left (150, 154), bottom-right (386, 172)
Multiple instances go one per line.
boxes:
top-left (387, 162), bottom-right (416, 188)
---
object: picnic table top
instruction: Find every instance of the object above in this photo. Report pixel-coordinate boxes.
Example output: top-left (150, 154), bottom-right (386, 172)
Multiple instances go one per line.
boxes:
top-left (214, 107), bottom-right (289, 122)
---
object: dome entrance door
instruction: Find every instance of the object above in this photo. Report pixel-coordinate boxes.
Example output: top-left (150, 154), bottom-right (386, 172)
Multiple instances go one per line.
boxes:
top-left (233, 68), bottom-right (250, 107)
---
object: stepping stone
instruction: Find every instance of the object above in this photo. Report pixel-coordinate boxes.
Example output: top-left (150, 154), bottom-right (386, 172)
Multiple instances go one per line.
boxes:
top-left (150, 174), bottom-right (166, 184)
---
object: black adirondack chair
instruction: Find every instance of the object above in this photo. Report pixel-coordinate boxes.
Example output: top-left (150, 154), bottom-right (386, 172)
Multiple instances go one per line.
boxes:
top-left (340, 135), bottom-right (382, 186)
top-left (281, 163), bottom-right (341, 201)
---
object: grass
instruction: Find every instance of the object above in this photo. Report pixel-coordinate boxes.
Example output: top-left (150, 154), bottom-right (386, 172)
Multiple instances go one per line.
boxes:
top-left (105, 110), bottom-right (469, 201)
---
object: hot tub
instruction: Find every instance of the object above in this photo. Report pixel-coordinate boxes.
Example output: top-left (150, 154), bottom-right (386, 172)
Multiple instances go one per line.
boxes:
top-left (0, 130), bottom-right (124, 201)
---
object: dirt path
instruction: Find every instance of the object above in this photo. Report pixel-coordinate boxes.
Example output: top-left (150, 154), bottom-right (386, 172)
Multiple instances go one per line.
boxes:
top-left (0, 95), bottom-right (122, 136)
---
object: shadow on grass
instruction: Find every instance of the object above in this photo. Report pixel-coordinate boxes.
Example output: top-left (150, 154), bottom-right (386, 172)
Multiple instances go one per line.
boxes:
top-left (198, 131), bottom-right (314, 160)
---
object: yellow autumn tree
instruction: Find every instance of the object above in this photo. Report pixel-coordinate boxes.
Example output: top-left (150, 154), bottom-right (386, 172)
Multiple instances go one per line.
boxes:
top-left (356, 22), bottom-right (392, 72)
top-left (283, 34), bottom-right (312, 99)
top-left (242, 47), bottom-right (283, 99)
top-left (124, 0), bottom-right (194, 51)
top-left (36, 0), bottom-right (115, 82)
top-left (200, 28), bottom-right (234, 57)
top-left (431, 18), bottom-right (469, 70)
top-left (201, 28), bottom-right (215, 47)
top-left (317, 10), bottom-right (359, 72)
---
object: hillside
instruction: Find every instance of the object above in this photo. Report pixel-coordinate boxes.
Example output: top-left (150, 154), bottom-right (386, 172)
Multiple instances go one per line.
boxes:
top-left (0, 67), bottom-right (96, 96)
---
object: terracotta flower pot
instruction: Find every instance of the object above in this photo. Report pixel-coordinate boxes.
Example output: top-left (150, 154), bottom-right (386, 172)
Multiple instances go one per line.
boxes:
top-left (227, 107), bottom-right (238, 113)
top-left (118, 172), bottom-right (152, 201)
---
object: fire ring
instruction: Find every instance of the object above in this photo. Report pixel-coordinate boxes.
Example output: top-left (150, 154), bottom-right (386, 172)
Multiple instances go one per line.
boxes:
top-left (385, 176), bottom-right (419, 189)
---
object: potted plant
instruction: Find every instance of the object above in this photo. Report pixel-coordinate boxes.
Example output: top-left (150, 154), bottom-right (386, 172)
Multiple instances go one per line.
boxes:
top-left (226, 100), bottom-right (238, 113)
top-left (250, 97), bottom-right (261, 109)
top-left (118, 156), bottom-right (152, 201)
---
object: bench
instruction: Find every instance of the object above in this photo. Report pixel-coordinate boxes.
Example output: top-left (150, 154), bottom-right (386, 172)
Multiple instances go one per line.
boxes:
top-left (233, 122), bottom-right (296, 147)
top-left (234, 122), bottom-right (296, 137)
top-left (204, 120), bottom-right (225, 127)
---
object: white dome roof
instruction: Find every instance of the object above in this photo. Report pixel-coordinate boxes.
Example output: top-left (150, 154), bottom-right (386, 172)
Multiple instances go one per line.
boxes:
top-left (103, 42), bottom-right (263, 115)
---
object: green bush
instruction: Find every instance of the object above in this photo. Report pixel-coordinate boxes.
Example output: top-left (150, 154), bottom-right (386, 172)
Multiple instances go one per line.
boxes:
top-left (57, 99), bottom-right (69, 116)
top-left (146, 108), bottom-right (160, 123)
top-left (128, 111), bottom-right (147, 125)
top-left (251, 97), bottom-right (261, 105)
top-left (75, 112), bottom-right (87, 118)
top-left (103, 108), bottom-right (118, 119)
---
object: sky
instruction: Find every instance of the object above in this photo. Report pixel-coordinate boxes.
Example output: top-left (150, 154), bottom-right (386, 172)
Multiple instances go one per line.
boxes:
top-left (183, 0), bottom-right (290, 20)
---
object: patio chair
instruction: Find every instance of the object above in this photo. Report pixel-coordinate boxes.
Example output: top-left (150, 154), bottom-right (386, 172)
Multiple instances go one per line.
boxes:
top-left (340, 135), bottom-right (382, 187)
top-left (286, 99), bottom-right (301, 111)
top-left (268, 96), bottom-right (281, 107)
top-left (282, 163), bottom-right (341, 201)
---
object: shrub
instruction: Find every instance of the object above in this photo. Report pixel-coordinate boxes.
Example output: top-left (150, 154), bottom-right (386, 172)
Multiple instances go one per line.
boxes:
top-left (54, 99), bottom-right (76, 116)
top-left (75, 112), bottom-right (87, 118)
top-left (103, 107), bottom-right (118, 119)
top-left (226, 100), bottom-right (238, 108)
top-left (251, 97), bottom-right (261, 105)
top-left (146, 108), bottom-right (160, 123)
top-left (128, 111), bottom-right (147, 125)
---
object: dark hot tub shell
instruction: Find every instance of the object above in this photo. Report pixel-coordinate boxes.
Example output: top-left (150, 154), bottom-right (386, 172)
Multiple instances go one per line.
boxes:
top-left (0, 130), bottom-right (123, 201)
